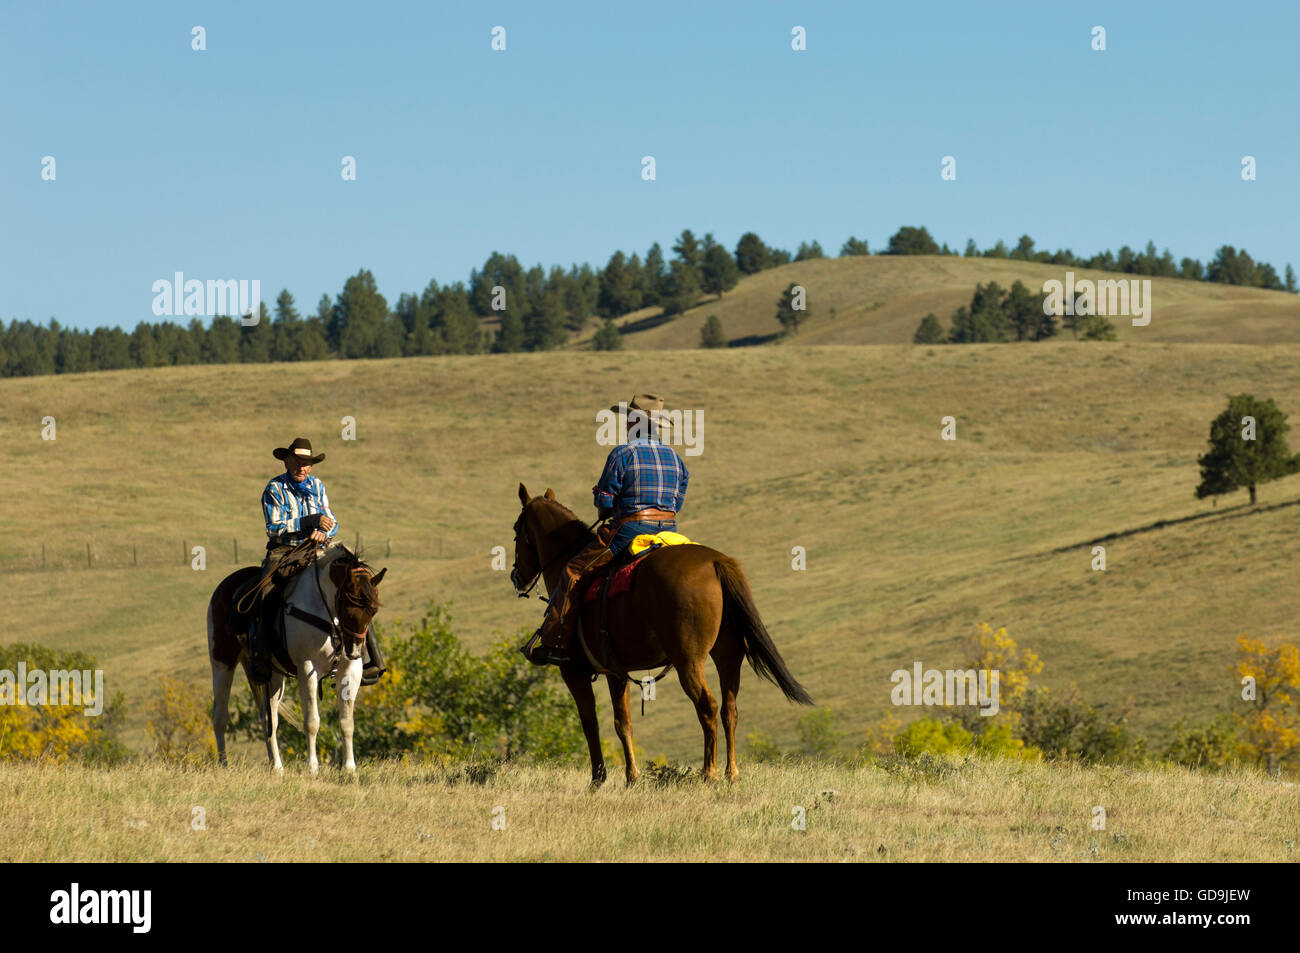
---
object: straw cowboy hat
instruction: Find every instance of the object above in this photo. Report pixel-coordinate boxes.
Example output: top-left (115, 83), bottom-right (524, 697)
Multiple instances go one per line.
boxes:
top-left (272, 436), bottom-right (325, 466)
top-left (610, 393), bottom-right (673, 436)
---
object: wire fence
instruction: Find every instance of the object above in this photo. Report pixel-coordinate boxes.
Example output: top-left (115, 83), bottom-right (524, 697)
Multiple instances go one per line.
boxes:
top-left (0, 533), bottom-right (469, 572)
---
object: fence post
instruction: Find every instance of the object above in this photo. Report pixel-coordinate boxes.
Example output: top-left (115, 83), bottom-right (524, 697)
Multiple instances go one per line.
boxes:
top-left (86, 541), bottom-right (92, 569)
top-left (183, 539), bottom-right (187, 566)
top-left (42, 542), bottom-right (46, 570)
top-left (386, 539), bottom-right (391, 557)
top-left (355, 532), bottom-right (360, 552)
top-left (234, 537), bottom-right (239, 563)
top-left (133, 543), bottom-right (137, 566)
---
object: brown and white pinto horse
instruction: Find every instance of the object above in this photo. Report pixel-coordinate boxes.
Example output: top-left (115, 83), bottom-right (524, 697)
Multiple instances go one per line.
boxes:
top-left (512, 484), bottom-right (812, 785)
top-left (207, 542), bottom-right (385, 774)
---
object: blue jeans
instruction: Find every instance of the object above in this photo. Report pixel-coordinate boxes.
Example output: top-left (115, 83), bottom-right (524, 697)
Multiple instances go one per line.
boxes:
top-left (608, 519), bottom-right (676, 558)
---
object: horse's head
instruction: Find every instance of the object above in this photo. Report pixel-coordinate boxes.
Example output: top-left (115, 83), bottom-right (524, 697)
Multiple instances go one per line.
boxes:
top-left (327, 546), bottom-right (387, 659)
top-left (511, 483), bottom-right (593, 597)
top-left (511, 483), bottom-right (553, 596)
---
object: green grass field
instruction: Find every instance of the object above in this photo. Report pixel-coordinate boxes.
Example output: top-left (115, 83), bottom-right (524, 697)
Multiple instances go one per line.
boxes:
top-left (3, 331), bottom-right (1299, 765)
top-left (3, 758), bottom-right (1295, 862)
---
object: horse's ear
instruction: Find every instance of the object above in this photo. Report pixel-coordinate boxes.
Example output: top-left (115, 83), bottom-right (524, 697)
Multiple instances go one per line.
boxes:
top-left (544, 487), bottom-right (555, 500)
top-left (371, 568), bottom-right (387, 586)
top-left (518, 483), bottom-right (530, 506)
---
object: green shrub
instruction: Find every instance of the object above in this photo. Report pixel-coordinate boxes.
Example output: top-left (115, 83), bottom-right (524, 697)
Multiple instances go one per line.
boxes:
top-left (1163, 715), bottom-right (1241, 770)
top-left (233, 602), bottom-right (584, 764)
top-left (893, 717), bottom-right (973, 757)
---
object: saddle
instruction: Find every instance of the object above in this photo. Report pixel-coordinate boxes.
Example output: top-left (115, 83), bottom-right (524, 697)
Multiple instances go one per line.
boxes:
top-left (581, 532), bottom-right (695, 604)
top-left (575, 532), bottom-right (695, 678)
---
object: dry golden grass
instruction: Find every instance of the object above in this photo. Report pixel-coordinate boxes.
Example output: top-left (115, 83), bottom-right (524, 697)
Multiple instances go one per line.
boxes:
top-left (1, 757), bottom-right (1294, 862)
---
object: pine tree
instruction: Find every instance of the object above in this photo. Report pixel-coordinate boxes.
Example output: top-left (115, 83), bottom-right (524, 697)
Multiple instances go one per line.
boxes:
top-left (734, 232), bottom-right (771, 274)
top-left (839, 236), bottom-right (869, 256)
top-left (592, 318), bottom-right (623, 350)
top-left (701, 239), bottom-right (740, 298)
top-left (1005, 280), bottom-right (1040, 341)
top-left (776, 283), bottom-right (807, 335)
top-left (886, 226), bottom-right (940, 255)
top-left (672, 230), bottom-right (702, 276)
top-left (598, 251), bottom-right (640, 316)
top-left (1196, 395), bottom-right (1299, 505)
top-left (642, 243), bottom-right (667, 308)
top-left (493, 310), bottom-right (525, 353)
top-left (913, 314), bottom-right (945, 344)
top-left (331, 269), bottom-right (390, 358)
top-left (700, 314), bottom-right (726, 348)
top-left (660, 260), bottom-right (700, 316)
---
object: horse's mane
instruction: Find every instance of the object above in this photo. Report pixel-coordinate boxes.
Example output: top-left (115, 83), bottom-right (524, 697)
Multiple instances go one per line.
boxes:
top-left (532, 496), bottom-right (596, 547)
top-left (321, 542), bottom-right (380, 608)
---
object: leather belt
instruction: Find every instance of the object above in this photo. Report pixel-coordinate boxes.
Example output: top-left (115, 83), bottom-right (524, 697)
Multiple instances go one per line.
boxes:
top-left (618, 508), bottom-right (677, 524)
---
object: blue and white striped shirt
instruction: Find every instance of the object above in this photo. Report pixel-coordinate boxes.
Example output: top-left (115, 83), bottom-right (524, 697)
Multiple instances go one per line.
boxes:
top-left (262, 473), bottom-right (338, 544)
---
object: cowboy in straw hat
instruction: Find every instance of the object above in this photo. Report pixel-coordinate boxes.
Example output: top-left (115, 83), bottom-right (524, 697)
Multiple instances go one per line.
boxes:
top-left (246, 436), bottom-right (339, 682)
top-left (524, 394), bottom-right (689, 666)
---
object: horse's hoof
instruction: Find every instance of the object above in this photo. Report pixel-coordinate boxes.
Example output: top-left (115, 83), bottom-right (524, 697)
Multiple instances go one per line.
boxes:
top-left (625, 773), bottom-right (640, 787)
top-left (273, 765), bottom-right (284, 777)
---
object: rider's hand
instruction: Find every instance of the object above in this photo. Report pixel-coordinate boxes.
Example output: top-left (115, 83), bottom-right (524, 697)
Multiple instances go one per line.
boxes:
top-left (320, 515), bottom-right (336, 532)
top-left (309, 530), bottom-right (327, 542)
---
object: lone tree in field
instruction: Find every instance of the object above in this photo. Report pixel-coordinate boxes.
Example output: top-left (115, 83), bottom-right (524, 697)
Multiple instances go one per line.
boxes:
top-left (700, 314), bottom-right (726, 348)
top-left (1196, 395), bottom-right (1298, 505)
top-left (776, 283), bottom-right (807, 335)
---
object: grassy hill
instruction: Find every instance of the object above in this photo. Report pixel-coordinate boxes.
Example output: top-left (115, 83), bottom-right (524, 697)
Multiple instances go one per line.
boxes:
top-left (3, 342), bottom-right (1299, 764)
top-left (578, 255), bottom-right (1300, 350)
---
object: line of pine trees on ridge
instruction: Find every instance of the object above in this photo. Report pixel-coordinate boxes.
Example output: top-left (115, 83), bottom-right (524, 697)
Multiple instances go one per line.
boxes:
top-left (2, 226), bottom-right (1296, 378)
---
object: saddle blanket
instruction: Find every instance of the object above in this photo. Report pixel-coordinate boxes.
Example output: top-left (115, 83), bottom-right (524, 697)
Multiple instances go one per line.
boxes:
top-left (583, 532), bottom-right (695, 603)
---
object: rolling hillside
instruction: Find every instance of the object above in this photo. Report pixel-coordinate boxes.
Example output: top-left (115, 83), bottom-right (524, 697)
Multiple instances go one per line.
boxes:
top-left (577, 255), bottom-right (1300, 350)
top-left (3, 340), bottom-right (1300, 763)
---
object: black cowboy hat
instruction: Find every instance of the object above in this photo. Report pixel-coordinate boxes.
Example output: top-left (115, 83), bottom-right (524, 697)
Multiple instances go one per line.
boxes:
top-left (273, 436), bottom-right (325, 466)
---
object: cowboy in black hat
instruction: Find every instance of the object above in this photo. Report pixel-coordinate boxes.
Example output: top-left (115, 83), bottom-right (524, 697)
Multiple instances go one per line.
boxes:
top-left (246, 437), bottom-right (338, 681)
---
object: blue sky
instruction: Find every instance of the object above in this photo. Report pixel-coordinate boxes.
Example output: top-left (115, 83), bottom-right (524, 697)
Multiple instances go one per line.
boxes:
top-left (3, 0), bottom-right (1297, 331)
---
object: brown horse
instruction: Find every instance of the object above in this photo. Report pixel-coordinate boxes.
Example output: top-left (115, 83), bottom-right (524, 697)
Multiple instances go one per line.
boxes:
top-left (512, 484), bottom-right (812, 785)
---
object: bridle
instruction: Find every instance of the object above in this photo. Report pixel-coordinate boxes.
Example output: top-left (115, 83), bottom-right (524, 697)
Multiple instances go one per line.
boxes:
top-left (510, 503), bottom-right (602, 600)
top-left (313, 553), bottom-right (376, 657)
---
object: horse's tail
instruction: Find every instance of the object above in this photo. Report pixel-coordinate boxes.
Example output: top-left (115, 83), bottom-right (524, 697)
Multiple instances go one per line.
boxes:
top-left (714, 557), bottom-right (813, 705)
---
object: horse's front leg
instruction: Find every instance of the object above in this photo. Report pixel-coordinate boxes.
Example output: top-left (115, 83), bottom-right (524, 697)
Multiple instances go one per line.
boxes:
top-left (561, 662), bottom-right (605, 788)
top-left (336, 657), bottom-right (363, 774)
top-left (608, 675), bottom-right (640, 785)
top-left (264, 673), bottom-right (286, 775)
top-left (298, 661), bottom-right (321, 775)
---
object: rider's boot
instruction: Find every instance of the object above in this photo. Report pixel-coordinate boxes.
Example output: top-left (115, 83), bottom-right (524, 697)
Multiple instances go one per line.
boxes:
top-left (247, 599), bottom-right (274, 683)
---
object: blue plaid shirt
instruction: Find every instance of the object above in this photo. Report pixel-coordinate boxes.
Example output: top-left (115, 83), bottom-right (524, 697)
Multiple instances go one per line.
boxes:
top-left (593, 439), bottom-right (689, 518)
top-left (262, 473), bottom-right (339, 544)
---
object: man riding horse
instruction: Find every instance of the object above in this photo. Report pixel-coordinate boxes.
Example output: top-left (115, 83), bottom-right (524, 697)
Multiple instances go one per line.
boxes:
top-left (523, 393), bottom-right (689, 666)
top-left (247, 436), bottom-right (338, 682)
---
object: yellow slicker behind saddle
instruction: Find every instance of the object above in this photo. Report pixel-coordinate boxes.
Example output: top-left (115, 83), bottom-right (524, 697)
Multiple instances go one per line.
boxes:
top-left (627, 531), bottom-right (694, 557)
